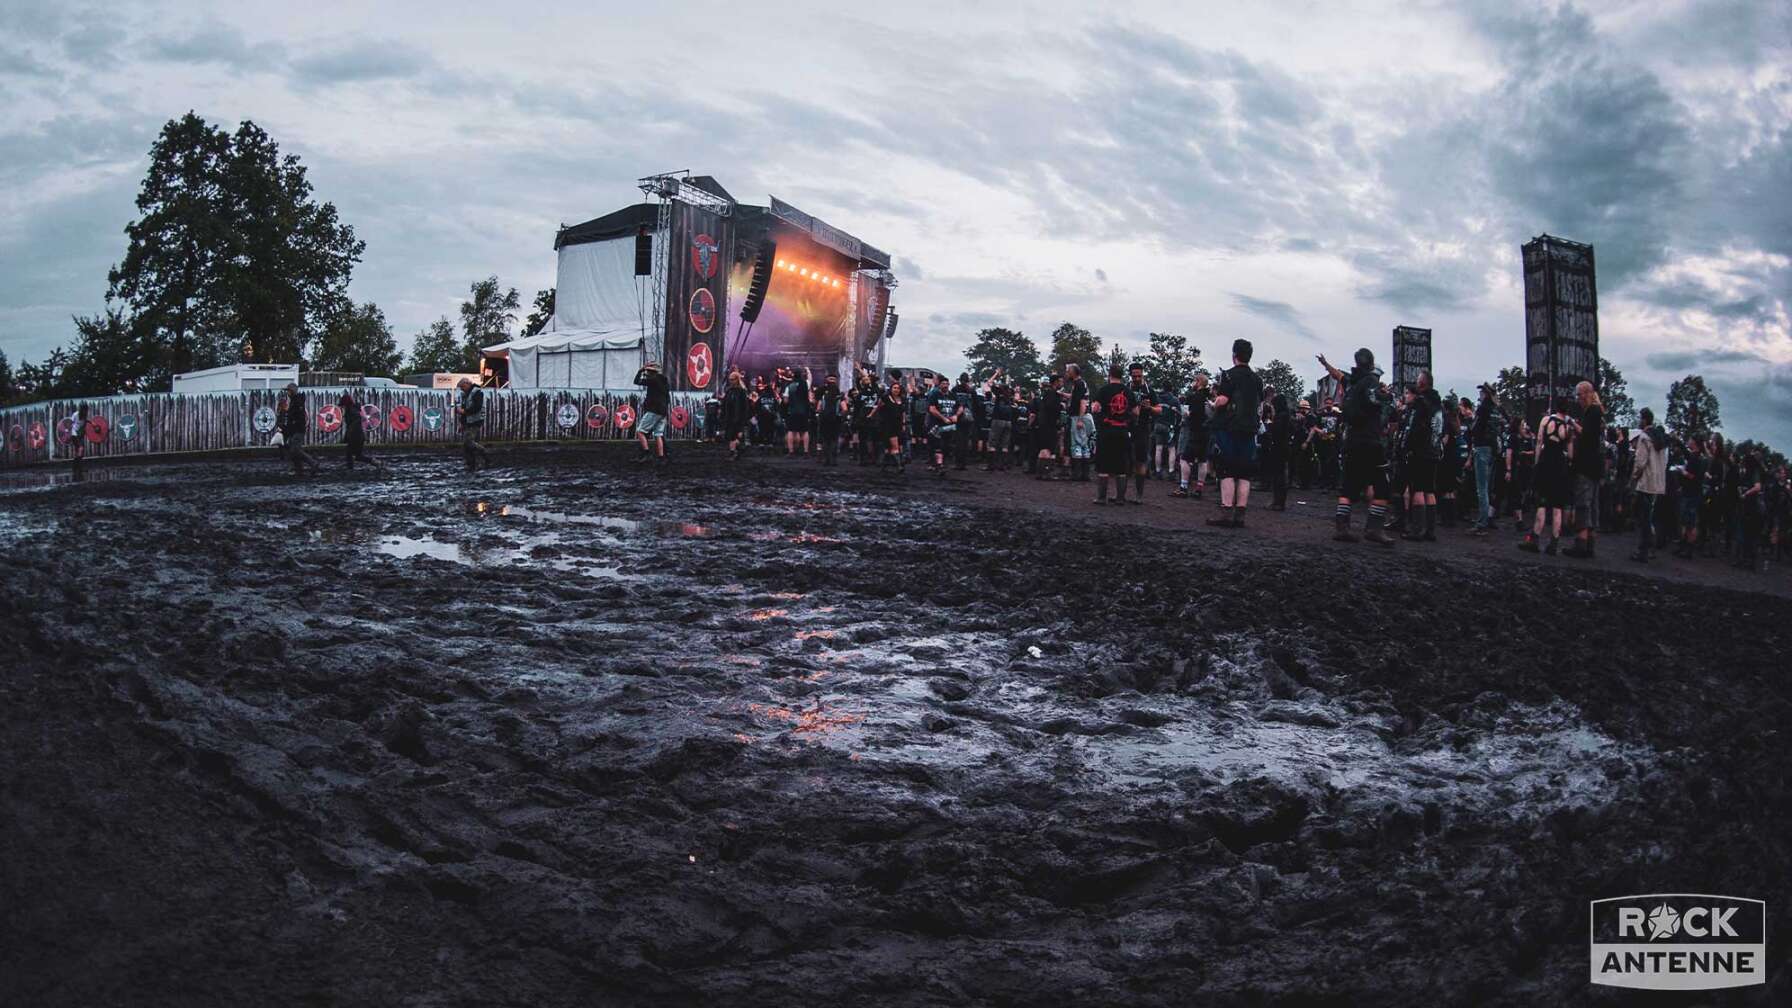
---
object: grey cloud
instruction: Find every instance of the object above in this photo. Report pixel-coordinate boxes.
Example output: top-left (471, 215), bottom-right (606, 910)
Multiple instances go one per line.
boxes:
top-left (0, 45), bottom-right (55, 78)
top-left (894, 257), bottom-right (924, 280)
top-left (289, 39), bottom-right (432, 86)
top-left (927, 311), bottom-right (1006, 328)
top-left (1094, 268), bottom-right (1107, 283)
top-left (61, 22), bottom-right (127, 66)
top-left (146, 22), bottom-right (284, 70)
top-left (1229, 293), bottom-right (1315, 342)
top-left (1644, 348), bottom-right (1768, 372)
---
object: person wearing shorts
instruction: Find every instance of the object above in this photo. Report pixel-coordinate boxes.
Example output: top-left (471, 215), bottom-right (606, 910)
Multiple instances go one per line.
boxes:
top-left (1065, 364), bottom-right (1093, 482)
top-left (1175, 375), bottom-right (1211, 498)
top-left (1090, 365), bottom-right (1136, 505)
top-left (1207, 339), bottom-right (1262, 528)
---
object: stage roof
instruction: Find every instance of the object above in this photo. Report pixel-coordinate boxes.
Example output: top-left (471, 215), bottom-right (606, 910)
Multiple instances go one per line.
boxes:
top-left (555, 204), bottom-right (657, 250)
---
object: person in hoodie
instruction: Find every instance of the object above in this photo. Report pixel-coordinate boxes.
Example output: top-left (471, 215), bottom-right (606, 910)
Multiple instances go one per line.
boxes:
top-left (1628, 406), bottom-right (1667, 563)
top-left (1318, 349), bottom-right (1396, 545)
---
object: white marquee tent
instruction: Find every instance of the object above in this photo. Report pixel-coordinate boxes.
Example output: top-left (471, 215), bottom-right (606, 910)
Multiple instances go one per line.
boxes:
top-left (481, 331), bottom-right (643, 390)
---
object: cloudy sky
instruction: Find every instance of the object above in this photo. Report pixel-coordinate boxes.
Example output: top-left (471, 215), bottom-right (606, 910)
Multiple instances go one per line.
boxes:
top-left (3, 0), bottom-right (1789, 442)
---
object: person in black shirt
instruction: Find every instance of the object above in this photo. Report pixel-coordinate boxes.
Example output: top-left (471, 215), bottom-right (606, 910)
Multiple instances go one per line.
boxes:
top-left (872, 373), bottom-right (907, 470)
top-left (1468, 384), bottom-right (1502, 532)
top-left (338, 389), bottom-right (385, 472)
top-left (721, 369), bottom-right (750, 460)
top-left (452, 378), bottom-right (490, 474)
top-left (951, 373), bottom-right (977, 470)
top-left (1563, 380), bottom-right (1604, 558)
top-left (986, 385), bottom-right (1016, 471)
top-left (1400, 373), bottom-right (1441, 541)
top-left (278, 382), bottom-right (321, 476)
top-left (751, 376), bottom-right (778, 446)
top-left (633, 362), bottom-right (672, 464)
top-left (1266, 394), bottom-right (1293, 510)
top-left (1065, 363), bottom-right (1093, 482)
top-left (1174, 374), bottom-right (1211, 498)
top-left (1672, 436), bottom-right (1706, 557)
top-left (1091, 364), bottom-right (1136, 505)
top-left (1207, 339), bottom-right (1263, 528)
top-left (815, 374), bottom-right (844, 466)
top-left (782, 367), bottom-right (812, 457)
top-left (1010, 393), bottom-right (1031, 469)
top-left (1126, 363), bottom-right (1159, 503)
top-left (924, 374), bottom-right (958, 475)
top-left (1032, 374), bottom-right (1064, 478)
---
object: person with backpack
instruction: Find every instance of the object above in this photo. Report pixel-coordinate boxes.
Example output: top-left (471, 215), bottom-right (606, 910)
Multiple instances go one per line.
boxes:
top-left (454, 377), bottom-right (491, 474)
top-left (1318, 349), bottom-right (1395, 545)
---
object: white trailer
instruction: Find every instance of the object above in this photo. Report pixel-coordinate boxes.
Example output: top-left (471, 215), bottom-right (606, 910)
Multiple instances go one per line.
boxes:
top-left (171, 363), bottom-right (301, 393)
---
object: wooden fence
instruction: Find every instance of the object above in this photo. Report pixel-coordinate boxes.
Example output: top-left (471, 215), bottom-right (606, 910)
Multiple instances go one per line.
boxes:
top-left (0, 388), bottom-right (714, 469)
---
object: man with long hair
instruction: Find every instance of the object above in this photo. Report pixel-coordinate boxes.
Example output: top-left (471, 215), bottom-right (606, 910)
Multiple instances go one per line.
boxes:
top-left (1563, 380), bottom-right (1604, 559)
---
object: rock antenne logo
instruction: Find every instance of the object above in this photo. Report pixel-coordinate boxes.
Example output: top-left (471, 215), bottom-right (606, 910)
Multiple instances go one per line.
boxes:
top-left (1590, 894), bottom-right (1765, 990)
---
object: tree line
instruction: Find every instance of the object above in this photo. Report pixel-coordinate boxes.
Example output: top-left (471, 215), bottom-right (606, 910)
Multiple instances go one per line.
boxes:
top-left (959, 324), bottom-right (1776, 464)
top-left (0, 113), bottom-right (557, 407)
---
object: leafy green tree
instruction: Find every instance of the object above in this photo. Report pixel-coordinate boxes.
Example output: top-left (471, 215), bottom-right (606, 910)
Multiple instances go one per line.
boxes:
top-left (311, 301), bottom-right (401, 376)
top-left (458, 277), bottom-right (520, 371)
top-left (107, 113), bottom-right (363, 373)
top-left (521, 288), bottom-right (555, 338)
top-left (1104, 341), bottom-right (1130, 378)
top-left (14, 349), bottom-right (70, 401)
top-left (1142, 331), bottom-right (1202, 391)
top-left (0, 351), bottom-right (15, 405)
top-left (1255, 358), bottom-right (1304, 407)
top-left (62, 308), bottom-right (153, 395)
top-left (406, 318), bottom-right (463, 375)
top-left (962, 327), bottom-right (1045, 385)
top-left (1047, 322), bottom-right (1101, 376)
top-left (1491, 365), bottom-right (1527, 420)
top-left (1597, 356), bottom-right (1635, 426)
top-left (1665, 374), bottom-right (1720, 441)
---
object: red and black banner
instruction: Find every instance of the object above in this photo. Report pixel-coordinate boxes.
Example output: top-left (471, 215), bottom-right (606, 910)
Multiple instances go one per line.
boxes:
top-left (666, 202), bottom-right (732, 392)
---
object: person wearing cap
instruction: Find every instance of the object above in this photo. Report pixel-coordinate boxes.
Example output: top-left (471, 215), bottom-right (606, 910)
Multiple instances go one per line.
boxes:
top-left (1206, 338), bottom-right (1262, 527)
top-left (1318, 348), bottom-right (1396, 544)
top-left (633, 361), bottom-right (671, 465)
top-left (277, 382), bottom-right (319, 476)
top-left (453, 377), bottom-right (491, 473)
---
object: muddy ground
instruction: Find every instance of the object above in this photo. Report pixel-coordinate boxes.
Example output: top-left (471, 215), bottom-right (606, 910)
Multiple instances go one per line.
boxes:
top-left (2, 444), bottom-right (1788, 1007)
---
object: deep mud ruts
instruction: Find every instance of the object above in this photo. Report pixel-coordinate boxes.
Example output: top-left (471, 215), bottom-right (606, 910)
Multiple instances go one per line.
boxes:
top-left (2, 447), bottom-right (1788, 1006)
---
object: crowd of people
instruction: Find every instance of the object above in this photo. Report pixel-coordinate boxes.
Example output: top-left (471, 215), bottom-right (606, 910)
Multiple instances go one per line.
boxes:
top-left (699, 341), bottom-right (1791, 574)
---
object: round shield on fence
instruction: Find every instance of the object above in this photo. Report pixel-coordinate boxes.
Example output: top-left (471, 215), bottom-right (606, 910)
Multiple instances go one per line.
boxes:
top-left (55, 416), bottom-right (79, 445)
top-left (585, 403), bottom-right (609, 430)
top-left (555, 402), bottom-right (579, 430)
top-left (360, 403), bottom-right (382, 431)
top-left (389, 405), bottom-right (414, 432)
top-left (669, 405), bottom-right (690, 430)
top-left (116, 415), bottom-right (138, 440)
top-left (422, 406), bottom-right (445, 432)
top-left (613, 403), bottom-right (636, 431)
top-left (84, 414), bottom-right (110, 443)
top-left (27, 422), bottom-right (46, 450)
top-left (7, 425), bottom-right (22, 452)
top-left (316, 404), bottom-right (343, 434)
top-left (687, 342), bottom-right (714, 389)
top-left (252, 406), bottom-right (277, 434)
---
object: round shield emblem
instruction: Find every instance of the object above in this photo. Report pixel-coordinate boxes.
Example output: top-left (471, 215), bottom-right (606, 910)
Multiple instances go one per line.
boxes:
top-left (687, 342), bottom-right (714, 389)
top-left (360, 403), bottom-right (382, 431)
top-left (614, 403), bottom-right (636, 430)
top-left (116, 415), bottom-right (137, 441)
top-left (690, 233), bottom-right (719, 280)
top-left (7, 424), bottom-right (23, 452)
top-left (84, 414), bottom-right (110, 443)
top-left (585, 403), bottom-right (609, 429)
top-left (55, 416), bottom-right (79, 445)
top-left (389, 404), bottom-right (414, 432)
top-left (316, 404), bottom-right (343, 434)
top-left (422, 406), bottom-right (445, 432)
top-left (252, 405), bottom-right (278, 434)
top-left (688, 288), bottom-right (716, 334)
top-left (27, 422), bottom-right (46, 450)
top-left (555, 402), bottom-right (579, 430)
top-left (669, 405), bottom-right (690, 430)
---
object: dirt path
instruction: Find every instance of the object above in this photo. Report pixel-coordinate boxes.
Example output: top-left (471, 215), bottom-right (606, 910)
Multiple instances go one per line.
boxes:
top-left (2, 445), bottom-right (1787, 1006)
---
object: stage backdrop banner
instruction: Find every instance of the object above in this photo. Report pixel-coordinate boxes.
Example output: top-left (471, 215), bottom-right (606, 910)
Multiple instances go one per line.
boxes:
top-left (1391, 326), bottom-right (1432, 395)
top-left (665, 202), bottom-right (731, 393)
top-left (1523, 234), bottom-right (1599, 424)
